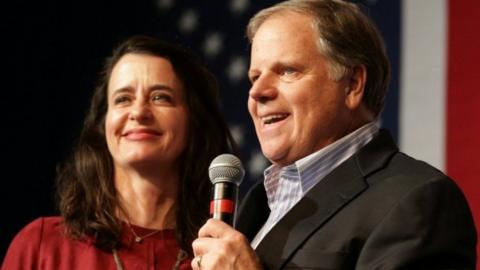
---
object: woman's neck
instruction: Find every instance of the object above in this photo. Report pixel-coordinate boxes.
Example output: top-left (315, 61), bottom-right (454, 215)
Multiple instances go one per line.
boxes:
top-left (114, 166), bottom-right (179, 230)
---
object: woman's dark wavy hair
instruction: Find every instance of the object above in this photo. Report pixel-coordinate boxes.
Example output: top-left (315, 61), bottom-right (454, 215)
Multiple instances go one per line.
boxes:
top-left (56, 35), bottom-right (237, 254)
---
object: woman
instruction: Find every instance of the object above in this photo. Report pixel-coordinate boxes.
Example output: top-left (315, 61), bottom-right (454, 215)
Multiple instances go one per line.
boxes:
top-left (2, 36), bottom-right (236, 269)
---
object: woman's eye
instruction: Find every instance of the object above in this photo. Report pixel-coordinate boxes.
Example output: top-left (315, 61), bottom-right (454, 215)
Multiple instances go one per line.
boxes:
top-left (152, 94), bottom-right (172, 103)
top-left (113, 96), bottom-right (131, 105)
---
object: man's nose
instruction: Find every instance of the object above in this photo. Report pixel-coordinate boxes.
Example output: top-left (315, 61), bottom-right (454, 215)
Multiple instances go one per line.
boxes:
top-left (248, 74), bottom-right (278, 103)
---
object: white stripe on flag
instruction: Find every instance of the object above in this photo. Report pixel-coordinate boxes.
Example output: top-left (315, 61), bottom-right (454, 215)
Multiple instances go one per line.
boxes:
top-left (400, 0), bottom-right (447, 171)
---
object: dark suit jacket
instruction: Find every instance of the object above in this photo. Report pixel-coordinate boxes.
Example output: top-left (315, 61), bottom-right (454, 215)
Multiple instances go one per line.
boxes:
top-left (236, 130), bottom-right (477, 269)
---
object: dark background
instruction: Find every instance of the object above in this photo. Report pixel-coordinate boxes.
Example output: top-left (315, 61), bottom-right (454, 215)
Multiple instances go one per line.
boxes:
top-left (1, 0), bottom-right (399, 260)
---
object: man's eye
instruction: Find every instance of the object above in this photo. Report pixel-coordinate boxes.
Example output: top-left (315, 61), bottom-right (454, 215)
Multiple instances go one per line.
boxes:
top-left (283, 67), bottom-right (297, 75)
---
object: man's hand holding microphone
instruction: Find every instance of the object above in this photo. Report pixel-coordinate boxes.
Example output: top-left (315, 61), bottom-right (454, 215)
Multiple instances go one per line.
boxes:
top-left (191, 154), bottom-right (263, 270)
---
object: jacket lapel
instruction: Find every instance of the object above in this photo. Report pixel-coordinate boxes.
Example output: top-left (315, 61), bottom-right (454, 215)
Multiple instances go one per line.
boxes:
top-left (236, 179), bottom-right (270, 240)
top-left (255, 130), bottom-right (398, 270)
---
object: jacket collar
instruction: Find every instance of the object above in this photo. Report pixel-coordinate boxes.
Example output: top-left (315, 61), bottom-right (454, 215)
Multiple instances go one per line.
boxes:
top-left (245, 130), bottom-right (398, 270)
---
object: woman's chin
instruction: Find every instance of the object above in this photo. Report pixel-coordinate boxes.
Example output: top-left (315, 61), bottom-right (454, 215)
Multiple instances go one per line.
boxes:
top-left (116, 156), bottom-right (158, 168)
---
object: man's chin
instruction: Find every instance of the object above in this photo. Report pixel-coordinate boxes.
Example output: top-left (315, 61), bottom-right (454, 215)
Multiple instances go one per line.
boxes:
top-left (262, 149), bottom-right (291, 167)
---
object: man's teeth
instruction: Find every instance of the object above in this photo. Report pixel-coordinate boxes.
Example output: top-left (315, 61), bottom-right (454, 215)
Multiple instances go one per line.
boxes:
top-left (262, 114), bottom-right (288, 124)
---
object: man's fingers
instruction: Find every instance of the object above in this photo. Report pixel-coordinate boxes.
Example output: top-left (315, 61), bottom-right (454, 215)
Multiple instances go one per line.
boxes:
top-left (198, 218), bottom-right (233, 238)
top-left (192, 219), bottom-right (261, 270)
top-left (191, 237), bottom-right (210, 256)
top-left (191, 254), bottom-right (203, 270)
top-left (192, 235), bottom-right (232, 255)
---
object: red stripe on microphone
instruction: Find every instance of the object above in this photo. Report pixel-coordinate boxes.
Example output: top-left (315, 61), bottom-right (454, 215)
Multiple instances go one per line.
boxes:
top-left (210, 199), bottom-right (235, 214)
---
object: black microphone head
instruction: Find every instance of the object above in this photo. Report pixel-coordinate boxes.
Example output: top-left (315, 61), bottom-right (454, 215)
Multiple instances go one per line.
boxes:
top-left (209, 154), bottom-right (245, 186)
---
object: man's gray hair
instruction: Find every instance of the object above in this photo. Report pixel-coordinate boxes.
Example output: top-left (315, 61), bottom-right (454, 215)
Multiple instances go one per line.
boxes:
top-left (247, 0), bottom-right (391, 118)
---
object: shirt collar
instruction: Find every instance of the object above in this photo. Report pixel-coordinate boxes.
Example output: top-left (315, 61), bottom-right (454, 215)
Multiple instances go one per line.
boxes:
top-left (263, 122), bottom-right (379, 197)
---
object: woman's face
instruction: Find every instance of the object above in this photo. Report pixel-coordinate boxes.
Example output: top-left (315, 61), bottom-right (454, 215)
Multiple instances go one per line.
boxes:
top-left (105, 53), bottom-right (188, 169)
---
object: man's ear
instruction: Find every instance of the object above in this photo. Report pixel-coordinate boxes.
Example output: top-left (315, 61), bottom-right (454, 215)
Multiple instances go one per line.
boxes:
top-left (344, 65), bottom-right (367, 110)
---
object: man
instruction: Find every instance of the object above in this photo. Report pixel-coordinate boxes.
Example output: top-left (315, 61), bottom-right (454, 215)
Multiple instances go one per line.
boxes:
top-left (192, 0), bottom-right (477, 269)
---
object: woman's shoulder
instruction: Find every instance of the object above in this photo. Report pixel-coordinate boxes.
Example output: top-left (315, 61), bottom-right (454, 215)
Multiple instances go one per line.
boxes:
top-left (1, 216), bottom-right (70, 269)
top-left (11, 217), bottom-right (62, 242)
top-left (13, 216), bottom-right (65, 241)
top-left (23, 216), bottom-right (63, 231)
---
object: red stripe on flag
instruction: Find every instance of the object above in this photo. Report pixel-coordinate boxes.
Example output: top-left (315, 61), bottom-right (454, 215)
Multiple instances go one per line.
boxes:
top-left (447, 0), bottom-right (480, 263)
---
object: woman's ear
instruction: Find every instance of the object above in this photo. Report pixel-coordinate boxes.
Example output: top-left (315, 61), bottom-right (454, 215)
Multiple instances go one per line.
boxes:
top-left (345, 65), bottom-right (367, 110)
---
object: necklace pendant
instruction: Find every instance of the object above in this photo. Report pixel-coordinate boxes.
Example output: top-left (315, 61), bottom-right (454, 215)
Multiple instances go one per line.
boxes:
top-left (135, 237), bottom-right (142, 243)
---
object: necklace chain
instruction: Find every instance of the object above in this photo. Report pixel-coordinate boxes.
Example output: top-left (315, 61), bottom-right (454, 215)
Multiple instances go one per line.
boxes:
top-left (126, 221), bottom-right (161, 243)
top-left (112, 222), bottom-right (187, 270)
top-left (112, 221), bottom-right (188, 269)
top-left (113, 248), bottom-right (187, 270)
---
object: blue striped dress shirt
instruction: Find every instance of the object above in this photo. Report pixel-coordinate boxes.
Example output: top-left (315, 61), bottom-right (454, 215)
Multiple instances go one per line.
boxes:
top-left (251, 122), bottom-right (379, 248)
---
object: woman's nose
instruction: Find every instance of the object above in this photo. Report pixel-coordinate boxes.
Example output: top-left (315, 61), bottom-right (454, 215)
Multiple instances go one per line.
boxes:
top-left (129, 100), bottom-right (153, 122)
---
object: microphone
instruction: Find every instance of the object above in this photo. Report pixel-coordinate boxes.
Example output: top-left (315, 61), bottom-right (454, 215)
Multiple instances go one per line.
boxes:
top-left (209, 154), bottom-right (245, 226)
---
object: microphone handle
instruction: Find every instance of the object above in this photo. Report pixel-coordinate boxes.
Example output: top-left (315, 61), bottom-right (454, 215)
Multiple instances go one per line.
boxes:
top-left (210, 182), bottom-right (238, 226)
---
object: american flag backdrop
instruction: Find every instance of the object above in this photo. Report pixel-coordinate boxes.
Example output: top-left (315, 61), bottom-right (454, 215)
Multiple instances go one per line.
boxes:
top-left (399, 0), bottom-right (480, 262)
top-left (149, 0), bottom-right (480, 262)
top-left (146, 0), bottom-right (402, 190)
top-left (1, 0), bottom-right (479, 264)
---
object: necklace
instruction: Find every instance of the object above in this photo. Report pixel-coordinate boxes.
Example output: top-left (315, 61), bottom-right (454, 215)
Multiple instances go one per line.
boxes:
top-left (126, 222), bottom-right (161, 243)
top-left (112, 248), bottom-right (187, 270)
top-left (112, 222), bottom-right (187, 269)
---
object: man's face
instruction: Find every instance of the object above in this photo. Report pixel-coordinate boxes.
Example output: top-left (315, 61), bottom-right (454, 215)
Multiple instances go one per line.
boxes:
top-left (248, 12), bottom-right (354, 167)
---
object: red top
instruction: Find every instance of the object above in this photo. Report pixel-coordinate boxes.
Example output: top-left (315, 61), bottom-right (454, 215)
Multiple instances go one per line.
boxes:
top-left (2, 217), bottom-right (192, 270)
